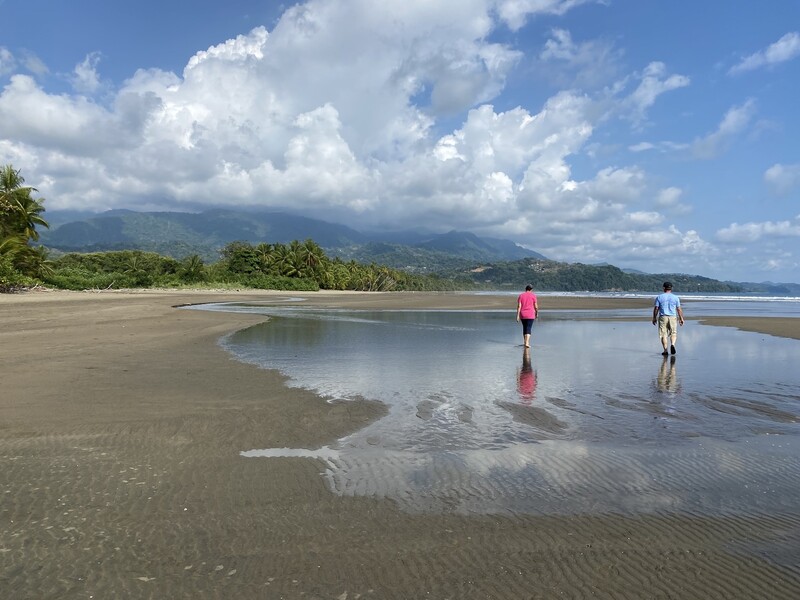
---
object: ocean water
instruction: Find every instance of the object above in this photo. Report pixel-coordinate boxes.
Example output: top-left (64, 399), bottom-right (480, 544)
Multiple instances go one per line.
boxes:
top-left (191, 299), bottom-right (800, 518)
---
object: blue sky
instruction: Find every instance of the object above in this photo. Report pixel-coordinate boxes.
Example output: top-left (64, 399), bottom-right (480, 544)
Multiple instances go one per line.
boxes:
top-left (1, 0), bottom-right (799, 283)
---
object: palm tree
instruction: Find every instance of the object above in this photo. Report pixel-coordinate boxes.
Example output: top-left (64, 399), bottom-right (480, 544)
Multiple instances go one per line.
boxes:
top-left (0, 235), bottom-right (52, 278)
top-left (0, 234), bottom-right (26, 262)
top-left (253, 243), bottom-right (275, 274)
top-left (287, 240), bottom-right (305, 276)
top-left (375, 266), bottom-right (397, 291)
top-left (15, 244), bottom-right (52, 278)
top-left (1, 165), bottom-right (48, 238)
top-left (123, 254), bottom-right (151, 286)
top-left (9, 194), bottom-right (49, 241)
top-left (299, 239), bottom-right (325, 271)
top-left (0, 165), bottom-right (49, 282)
top-left (273, 244), bottom-right (300, 277)
top-left (180, 254), bottom-right (206, 282)
top-left (0, 165), bottom-right (25, 215)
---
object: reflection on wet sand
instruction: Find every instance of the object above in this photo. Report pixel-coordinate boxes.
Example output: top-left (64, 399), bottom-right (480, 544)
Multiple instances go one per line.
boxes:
top-left (516, 347), bottom-right (537, 403)
top-left (656, 355), bottom-right (679, 394)
top-left (222, 307), bottom-right (800, 518)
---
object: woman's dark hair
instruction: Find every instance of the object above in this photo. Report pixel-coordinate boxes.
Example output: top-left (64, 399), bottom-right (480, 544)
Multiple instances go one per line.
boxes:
top-left (525, 284), bottom-right (532, 291)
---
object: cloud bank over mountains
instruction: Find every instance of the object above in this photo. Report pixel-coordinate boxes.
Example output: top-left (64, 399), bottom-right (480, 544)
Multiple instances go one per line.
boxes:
top-left (1, 0), bottom-right (799, 281)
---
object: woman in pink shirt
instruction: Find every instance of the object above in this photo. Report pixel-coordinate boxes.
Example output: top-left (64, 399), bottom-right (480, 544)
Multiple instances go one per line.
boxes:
top-left (516, 284), bottom-right (539, 348)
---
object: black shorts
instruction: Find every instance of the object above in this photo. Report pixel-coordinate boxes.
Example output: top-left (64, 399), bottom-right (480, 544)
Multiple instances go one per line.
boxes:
top-left (521, 318), bottom-right (534, 335)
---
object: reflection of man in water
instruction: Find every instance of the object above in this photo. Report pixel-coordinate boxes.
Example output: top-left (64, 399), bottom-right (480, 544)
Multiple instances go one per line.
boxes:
top-left (656, 355), bottom-right (679, 394)
top-left (517, 347), bottom-right (537, 404)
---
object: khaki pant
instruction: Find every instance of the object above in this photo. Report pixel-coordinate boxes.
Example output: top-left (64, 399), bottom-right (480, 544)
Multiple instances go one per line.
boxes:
top-left (658, 315), bottom-right (678, 338)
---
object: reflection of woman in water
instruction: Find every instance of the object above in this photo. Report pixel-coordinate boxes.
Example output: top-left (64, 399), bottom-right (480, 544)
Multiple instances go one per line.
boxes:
top-left (517, 347), bottom-right (537, 404)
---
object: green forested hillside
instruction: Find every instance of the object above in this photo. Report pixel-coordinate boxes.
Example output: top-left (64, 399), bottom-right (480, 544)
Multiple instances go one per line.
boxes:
top-left (330, 242), bottom-right (480, 273)
top-left (456, 259), bottom-right (742, 292)
top-left (41, 210), bottom-right (542, 265)
top-left (40, 209), bottom-right (369, 260)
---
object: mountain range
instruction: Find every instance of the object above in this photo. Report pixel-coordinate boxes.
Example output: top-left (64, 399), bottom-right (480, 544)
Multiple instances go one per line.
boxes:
top-left (39, 209), bottom-right (800, 293)
top-left (40, 208), bottom-right (545, 266)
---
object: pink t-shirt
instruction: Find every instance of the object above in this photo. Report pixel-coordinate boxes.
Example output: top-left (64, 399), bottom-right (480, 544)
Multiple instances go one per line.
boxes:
top-left (517, 292), bottom-right (537, 319)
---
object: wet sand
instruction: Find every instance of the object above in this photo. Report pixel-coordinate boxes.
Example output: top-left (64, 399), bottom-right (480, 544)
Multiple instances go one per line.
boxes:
top-left (698, 315), bottom-right (800, 340)
top-left (2, 289), bottom-right (799, 599)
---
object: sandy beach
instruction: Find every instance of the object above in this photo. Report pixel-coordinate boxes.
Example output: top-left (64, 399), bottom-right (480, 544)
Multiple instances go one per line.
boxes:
top-left (2, 289), bottom-right (799, 599)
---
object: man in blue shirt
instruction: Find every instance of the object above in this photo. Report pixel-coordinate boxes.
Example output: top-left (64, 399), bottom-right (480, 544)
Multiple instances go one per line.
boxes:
top-left (652, 281), bottom-right (685, 356)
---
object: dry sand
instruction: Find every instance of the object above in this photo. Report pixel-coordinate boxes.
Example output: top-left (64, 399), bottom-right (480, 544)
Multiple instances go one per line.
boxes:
top-left (2, 289), bottom-right (799, 599)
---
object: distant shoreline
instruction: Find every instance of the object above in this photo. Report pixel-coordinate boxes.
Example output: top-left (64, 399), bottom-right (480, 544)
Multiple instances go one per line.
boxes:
top-left (4, 287), bottom-right (800, 339)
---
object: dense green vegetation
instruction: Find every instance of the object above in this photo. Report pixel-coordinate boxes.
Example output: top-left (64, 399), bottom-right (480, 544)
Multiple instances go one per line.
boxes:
top-left (458, 258), bottom-right (743, 293)
top-left (329, 242), bottom-right (480, 274)
top-left (40, 241), bottom-right (465, 292)
top-left (206, 239), bottom-right (465, 291)
top-left (39, 248), bottom-right (741, 294)
top-left (0, 165), bottom-right (51, 292)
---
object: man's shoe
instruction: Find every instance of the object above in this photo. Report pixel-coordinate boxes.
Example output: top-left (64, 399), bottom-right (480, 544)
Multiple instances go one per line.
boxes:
top-left (662, 350), bottom-right (669, 356)
top-left (670, 345), bottom-right (676, 355)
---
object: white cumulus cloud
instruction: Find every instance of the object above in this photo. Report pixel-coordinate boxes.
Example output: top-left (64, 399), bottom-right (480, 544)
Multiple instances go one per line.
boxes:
top-left (495, 0), bottom-right (599, 31)
top-left (729, 32), bottom-right (800, 75)
top-left (716, 217), bottom-right (800, 244)
top-left (72, 53), bottom-right (104, 95)
top-left (651, 187), bottom-right (691, 216)
top-left (692, 99), bottom-right (756, 159)
top-left (538, 28), bottom-right (623, 89)
top-left (622, 62), bottom-right (690, 127)
top-left (764, 162), bottom-right (800, 196)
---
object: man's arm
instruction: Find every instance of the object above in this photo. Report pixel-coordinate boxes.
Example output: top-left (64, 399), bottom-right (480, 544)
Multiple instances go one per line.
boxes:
top-left (652, 305), bottom-right (659, 325)
top-left (677, 306), bottom-right (685, 326)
